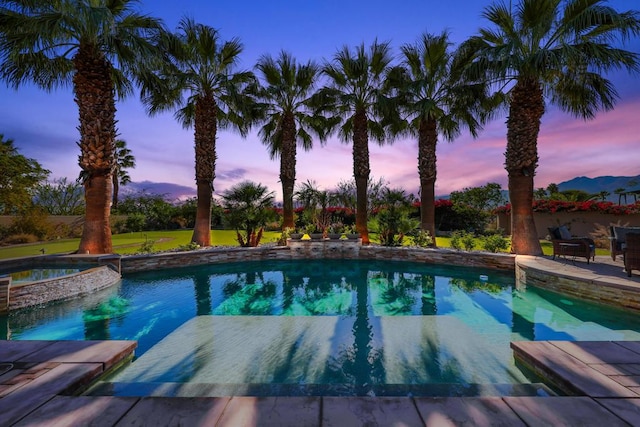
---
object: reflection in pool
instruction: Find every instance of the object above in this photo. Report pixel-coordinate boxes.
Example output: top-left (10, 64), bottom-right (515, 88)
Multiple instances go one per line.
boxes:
top-left (1, 267), bottom-right (85, 284)
top-left (2, 259), bottom-right (640, 397)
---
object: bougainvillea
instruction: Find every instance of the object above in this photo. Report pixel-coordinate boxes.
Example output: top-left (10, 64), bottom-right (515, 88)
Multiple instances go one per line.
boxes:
top-left (494, 200), bottom-right (640, 215)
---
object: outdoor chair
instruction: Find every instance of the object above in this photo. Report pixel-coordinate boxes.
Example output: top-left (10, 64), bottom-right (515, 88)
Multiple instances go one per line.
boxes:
top-left (610, 226), bottom-right (640, 261)
top-left (548, 226), bottom-right (596, 264)
top-left (624, 233), bottom-right (640, 277)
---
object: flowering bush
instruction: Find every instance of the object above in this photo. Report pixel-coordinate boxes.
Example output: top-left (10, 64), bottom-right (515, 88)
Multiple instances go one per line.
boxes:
top-left (494, 200), bottom-right (640, 215)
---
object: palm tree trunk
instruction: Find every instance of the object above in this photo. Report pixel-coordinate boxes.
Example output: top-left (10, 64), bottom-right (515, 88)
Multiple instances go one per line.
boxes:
top-left (191, 94), bottom-right (217, 246)
top-left (506, 78), bottom-right (544, 255)
top-left (74, 45), bottom-right (116, 254)
top-left (79, 175), bottom-right (113, 254)
top-left (280, 112), bottom-right (296, 230)
top-left (353, 108), bottom-right (370, 244)
top-left (418, 117), bottom-right (438, 247)
top-left (112, 177), bottom-right (120, 210)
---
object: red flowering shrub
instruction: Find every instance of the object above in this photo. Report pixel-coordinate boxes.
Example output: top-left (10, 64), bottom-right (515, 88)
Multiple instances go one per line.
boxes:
top-left (494, 200), bottom-right (640, 215)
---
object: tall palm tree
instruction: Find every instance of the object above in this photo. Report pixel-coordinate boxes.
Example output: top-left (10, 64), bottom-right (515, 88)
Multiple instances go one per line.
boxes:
top-left (317, 41), bottom-right (395, 244)
top-left (0, 0), bottom-right (164, 254)
top-left (255, 51), bottom-right (331, 230)
top-left (462, 0), bottom-right (640, 255)
top-left (113, 139), bottom-right (135, 210)
top-left (142, 17), bottom-right (256, 246)
top-left (394, 31), bottom-right (494, 246)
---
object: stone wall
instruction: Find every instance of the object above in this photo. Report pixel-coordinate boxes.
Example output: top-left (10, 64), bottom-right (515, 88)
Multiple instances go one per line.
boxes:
top-left (497, 212), bottom-right (640, 239)
top-left (515, 258), bottom-right (640, 311)
top-left (0, 277), bottom-right (9, 314)
top-left (121, 241), bottom-right (515, 273)
top-left (8, 266), bottom-right (121, 311)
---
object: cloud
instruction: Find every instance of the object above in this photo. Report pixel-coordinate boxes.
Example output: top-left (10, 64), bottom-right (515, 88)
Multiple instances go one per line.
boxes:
top-left (122, 181), bottom-right (196, 201)
top-left (217, 168), bottom-right (248, 181)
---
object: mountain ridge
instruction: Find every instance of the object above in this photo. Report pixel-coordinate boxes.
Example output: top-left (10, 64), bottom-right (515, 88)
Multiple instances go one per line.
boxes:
top-left (557, 175), bottom-right (640, 201)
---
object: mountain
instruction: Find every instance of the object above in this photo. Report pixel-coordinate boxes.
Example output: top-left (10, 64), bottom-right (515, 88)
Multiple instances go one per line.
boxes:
top-left (557, 175), bottom-right (640, 202)
top-left (122, 181), bottom-right (197, 201)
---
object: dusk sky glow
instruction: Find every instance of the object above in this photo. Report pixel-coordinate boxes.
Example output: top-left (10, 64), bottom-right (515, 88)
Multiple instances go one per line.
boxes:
top-left (1, 0), bottom-right (639, 201)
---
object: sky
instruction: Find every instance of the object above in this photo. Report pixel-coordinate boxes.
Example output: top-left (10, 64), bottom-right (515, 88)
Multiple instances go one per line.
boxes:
top-left (1, 0), bottom-right (639, 202)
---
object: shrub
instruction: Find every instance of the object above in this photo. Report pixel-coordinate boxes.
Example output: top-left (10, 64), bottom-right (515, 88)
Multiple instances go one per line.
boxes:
top-left (125, 213), bottom-right (146, 232)
top-left (410, 229), bottom-right (433, 248)
top-left (451, 230), bottom-right (475, 251)
top-left (9, 208), bottom-right (54, 240)
top-left (433, 200), bottom-right (491, 234)
top-left (481, 234), bottom-right (510, 253)
top-left (111, 218), bottom-right (126, 234)
top-left (137, 239), bottom-right (156, 254)
top-left (3, 233), bottom-right (39, 244)
top-left (450, 231), bottom-right (463, 250)
top-left (461, 232), bottom-right (476, 251)
top-left (495, 200), bottom-right (640, 215)
top-left (0, 224), bottom-right (8, 241)
top-left (176, 241), bottom-right (200, 251)
top-left (277, 227), bottom-right (294, 246)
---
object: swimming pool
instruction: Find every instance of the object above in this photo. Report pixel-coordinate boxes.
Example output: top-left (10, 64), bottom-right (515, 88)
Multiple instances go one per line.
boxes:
top-left (2, 259), bottom-right (640, 397)
top-left (1, 266), bottom-right (86, 284)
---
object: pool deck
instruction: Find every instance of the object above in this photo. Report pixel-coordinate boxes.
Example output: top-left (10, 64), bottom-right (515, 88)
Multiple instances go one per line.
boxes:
top-left (1, 255), bottom-right (640, 425)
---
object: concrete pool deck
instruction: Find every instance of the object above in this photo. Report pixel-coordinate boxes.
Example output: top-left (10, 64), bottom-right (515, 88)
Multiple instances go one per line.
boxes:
top-left (1, 254), bottom-right (640, 425)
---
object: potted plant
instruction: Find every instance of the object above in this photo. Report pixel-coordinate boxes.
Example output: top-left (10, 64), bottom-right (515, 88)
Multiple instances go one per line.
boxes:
top-left (344, 225), bottom-right (360, 240)
top-left (304, 223), bottom-right (323, 240)
top-left (327, 223), bottom-right (344, 240)
top-left (287, 227), bottom-right (303, 240)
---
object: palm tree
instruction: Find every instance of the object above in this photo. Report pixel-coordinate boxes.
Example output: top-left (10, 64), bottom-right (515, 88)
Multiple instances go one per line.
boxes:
top-left (393, 31), bottom-right (494, 246)
top-left (113, 139), bottom-right (135, 210)
top-left (316, 41), bottom-right (395, 244)
top-left (462, 0), bottom-right (640, 255)
top-left (0, 0), bottom-right (163, 254)
top-left (221, 181), bottom-right (275, 247)
top-left (141, 17), bottom-right (256, 246)
top-left (255, 51), bottom-right (332, 230)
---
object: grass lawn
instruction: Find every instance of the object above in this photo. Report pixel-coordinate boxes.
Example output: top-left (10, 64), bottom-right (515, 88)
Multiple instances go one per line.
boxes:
top-left (0, 230), bottom-right (608, 260)
top-left (0, 230), bottom-right (281, 260)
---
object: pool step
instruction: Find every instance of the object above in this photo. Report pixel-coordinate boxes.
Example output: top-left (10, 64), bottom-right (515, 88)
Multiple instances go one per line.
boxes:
top-left (85, 381), bottom-right (556, 398)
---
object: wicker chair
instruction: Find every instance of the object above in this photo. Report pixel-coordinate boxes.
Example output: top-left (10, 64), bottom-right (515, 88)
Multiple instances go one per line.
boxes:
top-left (624, 233), bottom-right (640, 277)
top-left (548, 226), bottom-right (596, 264)
top-left (610, 226), bottom-right (640, 261)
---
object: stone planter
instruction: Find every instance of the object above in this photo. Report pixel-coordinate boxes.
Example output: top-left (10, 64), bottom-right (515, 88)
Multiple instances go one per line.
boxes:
top-left (289, 233), bottom-right (303, 240)
top-left (346, 234), bottom-right (361, 240)
top-left (327, 233), bottom-right (342, 240)
top-left (310, 233), bottom-right (324, 240)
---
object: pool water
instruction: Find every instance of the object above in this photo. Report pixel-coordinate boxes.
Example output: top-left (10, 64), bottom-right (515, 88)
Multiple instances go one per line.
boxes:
top-left (2, 259), bottom-right (640, 397)
top-left (1, 267), bottom-right (84, 284)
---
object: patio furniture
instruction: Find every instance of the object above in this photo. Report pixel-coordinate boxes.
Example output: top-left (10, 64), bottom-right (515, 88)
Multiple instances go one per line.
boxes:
top-left (610, 226), bottom-right (640, 261)
top-left (624, 233), bottom-right (640, 277)
top-left (548, 226), bottom-right (595, 264)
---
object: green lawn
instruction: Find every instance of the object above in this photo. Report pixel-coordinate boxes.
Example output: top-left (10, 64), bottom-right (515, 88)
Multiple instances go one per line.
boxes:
top-left (0, 230), bottom-right (281, 260)
top-left (0, 230), bottom-right (607, 260)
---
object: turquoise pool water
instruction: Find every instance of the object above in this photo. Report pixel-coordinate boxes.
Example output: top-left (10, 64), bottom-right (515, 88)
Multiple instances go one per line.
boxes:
top-left (2, 259), bottom-right (640, 397)
top-left (1, 266), bottom-right (85, 284)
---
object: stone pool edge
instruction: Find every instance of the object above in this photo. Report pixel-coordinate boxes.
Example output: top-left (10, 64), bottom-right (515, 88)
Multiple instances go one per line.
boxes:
top-left (1, 265), bottom-right (121, 314)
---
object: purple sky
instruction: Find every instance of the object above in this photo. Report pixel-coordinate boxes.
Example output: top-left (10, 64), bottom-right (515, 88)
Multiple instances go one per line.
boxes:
top-left (1, 0), bottom-right (639, 201)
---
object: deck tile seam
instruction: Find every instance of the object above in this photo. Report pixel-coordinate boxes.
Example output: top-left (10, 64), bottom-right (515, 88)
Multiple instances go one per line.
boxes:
top-left (110, 396), bottom-right (142, 427)
top-left (212, 395), bottom-right (235, 427)
top-left (500, 396), bottom-right (547, 427)
top-left (614, 342), bottom-right (640, 357)
top-left (589, 397), bottom-right (637, 427)
top-left (409, 397), bottom-right (426, 426)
